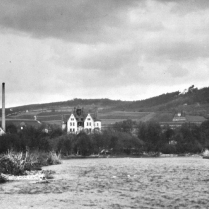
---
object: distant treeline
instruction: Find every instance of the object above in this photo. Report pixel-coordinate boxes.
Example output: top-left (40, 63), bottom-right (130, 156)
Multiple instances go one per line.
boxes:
top-left (0, 119), bottom-right (209, 155)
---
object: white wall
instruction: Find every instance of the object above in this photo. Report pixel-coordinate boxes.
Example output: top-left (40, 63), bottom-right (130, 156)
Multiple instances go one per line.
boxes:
top-left (84, 113), bottom-right (94, 131)
top-left (94, 121), bottom-right (101, 130)
top-left (67, 114), bottom-right (77, 133)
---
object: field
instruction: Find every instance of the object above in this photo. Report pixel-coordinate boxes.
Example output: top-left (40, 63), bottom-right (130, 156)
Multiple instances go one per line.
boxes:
top-left (6, 110), bottom-right (154, 127)
top-left (1, 157), bottom-right (209, 208)
top-left (0, 118), bottom-right (41, 127)
top-left (98, 111), bottom-right (150, 119)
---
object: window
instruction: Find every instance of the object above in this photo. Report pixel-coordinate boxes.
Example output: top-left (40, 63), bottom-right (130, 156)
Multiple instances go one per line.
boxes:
top-left (70, 128), bottom-right (72, 132)
top-left (87, 122), bottom-right (88, 126)
top-left (71, 118), bottom-right (74, 121)
top-left (70, 122), bottom-right (72, 126)
top-left (89, 122), bottom-right (91, 126)
top-left (88, 118), bottom-right (91, 121)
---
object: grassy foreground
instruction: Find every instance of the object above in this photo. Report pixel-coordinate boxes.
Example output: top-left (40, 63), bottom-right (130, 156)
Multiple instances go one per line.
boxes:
top-left (0, 150), bottom-right (61, 183)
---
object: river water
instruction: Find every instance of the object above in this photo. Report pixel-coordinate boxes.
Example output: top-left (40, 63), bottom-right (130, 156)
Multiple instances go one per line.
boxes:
top-left (1, 157), bottom-right (209, 209)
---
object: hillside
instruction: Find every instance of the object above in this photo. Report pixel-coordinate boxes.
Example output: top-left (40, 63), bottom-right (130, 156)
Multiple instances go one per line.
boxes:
top-left (1, 85), bottom-right (209, 126)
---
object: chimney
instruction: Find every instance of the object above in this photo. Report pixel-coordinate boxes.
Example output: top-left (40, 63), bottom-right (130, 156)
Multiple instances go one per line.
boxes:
top-left (2, 83), bottom-right (6, 132)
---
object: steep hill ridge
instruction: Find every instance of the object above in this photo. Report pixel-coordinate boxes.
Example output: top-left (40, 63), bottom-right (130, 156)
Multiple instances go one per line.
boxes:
top-left (2, 86), bottom-right (209, 119)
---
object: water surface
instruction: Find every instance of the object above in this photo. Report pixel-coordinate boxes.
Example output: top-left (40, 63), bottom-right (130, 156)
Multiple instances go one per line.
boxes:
top-left (1, 157), bottom-right (209, 208)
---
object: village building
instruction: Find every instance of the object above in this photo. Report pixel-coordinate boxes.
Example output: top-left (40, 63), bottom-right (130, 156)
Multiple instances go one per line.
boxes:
top-left (62, 106), bottom-right (101, 134)
top-left (172, 112), bottom-right (186, 122)
top-left (160, 111), bottom-right (207, 129)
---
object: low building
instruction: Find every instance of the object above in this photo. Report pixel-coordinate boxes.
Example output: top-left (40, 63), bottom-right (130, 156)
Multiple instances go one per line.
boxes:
top-left (63, 106), bottom-right (101, 134)
top-left (172, 112), bottom-right (186, 122)
top-left (160, 112), bottom-right (207, 129)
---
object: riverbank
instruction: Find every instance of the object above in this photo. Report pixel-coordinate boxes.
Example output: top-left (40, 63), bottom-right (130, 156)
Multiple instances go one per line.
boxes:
top-left (62, 153), bottom-right (202, 159)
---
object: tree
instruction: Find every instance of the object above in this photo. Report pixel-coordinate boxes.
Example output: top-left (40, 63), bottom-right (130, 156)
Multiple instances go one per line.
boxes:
top-left (137, 122), bottom-right (161, 152)
top-left (50, 128), bottom-right (63, 139)
top-left (74, 132), bottom-right (92, 156)
top-left (56, 135), bottom-right (74, 155)
top-left (6, 123), bottom-right (18, 134)
top-left (113, 120), bottom-right (136, 134)
top-left (200, 120), bottom-right (209, 148)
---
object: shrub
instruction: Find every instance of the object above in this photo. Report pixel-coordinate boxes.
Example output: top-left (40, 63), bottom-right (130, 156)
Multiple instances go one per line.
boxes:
top-left (0, 150), bottom-right (29, 175)
top-left (46, 152), bottom-right (61, 165)
top-left (0, 150), bottom-right (62, 175)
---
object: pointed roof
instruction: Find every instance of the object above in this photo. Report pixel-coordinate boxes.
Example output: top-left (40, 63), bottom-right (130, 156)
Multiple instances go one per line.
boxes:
top-left (63, 106), bottom-right (101, 123)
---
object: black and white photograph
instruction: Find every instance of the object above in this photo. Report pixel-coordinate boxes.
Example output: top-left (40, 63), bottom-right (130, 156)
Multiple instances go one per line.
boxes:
top-left (1, 0), bottom-right (209, 208)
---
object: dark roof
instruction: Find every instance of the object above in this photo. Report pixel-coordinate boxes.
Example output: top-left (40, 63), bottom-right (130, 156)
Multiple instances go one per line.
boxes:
top-left (186, 115), bottom-right (207, 122)
top-left (62, 112), bottom-right (100, 123)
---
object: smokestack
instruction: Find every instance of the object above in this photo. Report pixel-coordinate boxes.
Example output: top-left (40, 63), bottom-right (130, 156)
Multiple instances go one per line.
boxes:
top-left (2, 83), bottom-right (5, 132)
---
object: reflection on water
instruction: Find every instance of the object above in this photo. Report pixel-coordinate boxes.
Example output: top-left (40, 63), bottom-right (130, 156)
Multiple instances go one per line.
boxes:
top-left (1, 157), bottom-right (209, 208)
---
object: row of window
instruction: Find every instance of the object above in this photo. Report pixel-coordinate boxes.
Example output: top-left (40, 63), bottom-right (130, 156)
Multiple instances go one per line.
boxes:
top-left (70, 122), bottom-right (100, 125)
top-left (71, 117), bottom-right (91, 121)
top-left (71, 117), bottom-right (84, 121)
top-left (70, 122), bottom-right (100, 127)
top-left (69, 128), bottom-right (100, 133)
top-left (69, 118), bottom-right (100, 127)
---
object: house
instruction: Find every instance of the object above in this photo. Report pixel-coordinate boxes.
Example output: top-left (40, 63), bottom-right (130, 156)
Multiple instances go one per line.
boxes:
top-left (63, 106), bottom-right (101, 134)
top-left (172, 112), bottom-right (186, 122)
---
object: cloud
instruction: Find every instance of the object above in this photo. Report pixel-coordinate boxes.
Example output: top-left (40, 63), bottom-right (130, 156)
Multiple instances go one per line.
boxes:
top-left (145, 41), bottom-right (209, 62)
top-left (156, 0), bottom-right (209, 8)
top-left (166, 64), bottom-right (189, 78)
top-left (0, 0), bottom-right (140, 43)
top-left (1, 0), bottom-right (209, 107)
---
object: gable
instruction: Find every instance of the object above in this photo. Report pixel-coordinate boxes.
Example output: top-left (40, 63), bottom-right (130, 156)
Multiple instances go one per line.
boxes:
top-left (85, 114), bottom-right (94, 122)
top-left (67, 114), bottom-right (77, 123)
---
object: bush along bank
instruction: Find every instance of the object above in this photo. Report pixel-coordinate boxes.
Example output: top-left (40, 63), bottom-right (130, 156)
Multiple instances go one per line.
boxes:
top-left (0, 150), bottom-right (61, 183)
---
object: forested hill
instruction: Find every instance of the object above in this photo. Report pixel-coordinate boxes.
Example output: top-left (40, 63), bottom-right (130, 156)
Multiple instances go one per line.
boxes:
top-left (3, 86), bottom-right (209, 115)
top-left (124, 86), bottom-right (209, 111)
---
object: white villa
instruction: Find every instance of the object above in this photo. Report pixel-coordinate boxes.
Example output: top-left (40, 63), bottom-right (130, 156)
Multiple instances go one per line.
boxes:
top-left (63, 106), bottom-right (101, 134)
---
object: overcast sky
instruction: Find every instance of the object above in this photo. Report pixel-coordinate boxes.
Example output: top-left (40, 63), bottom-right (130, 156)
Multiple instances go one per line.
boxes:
top-left (1, 0), bottom-right (209, 107)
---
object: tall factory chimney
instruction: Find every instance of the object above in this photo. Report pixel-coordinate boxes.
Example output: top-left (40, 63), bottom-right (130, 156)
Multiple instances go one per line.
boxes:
top-left (2, 82), bottom-right (6, 132)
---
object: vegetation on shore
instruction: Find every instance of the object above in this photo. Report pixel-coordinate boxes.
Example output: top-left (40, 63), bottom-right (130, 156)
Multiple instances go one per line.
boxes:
top-left (2, 118), bottom-right (208, 180)
top-left (0, 149), bottom-right (61, 178)
top-left (1, 119), bottom-right (209, 157)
